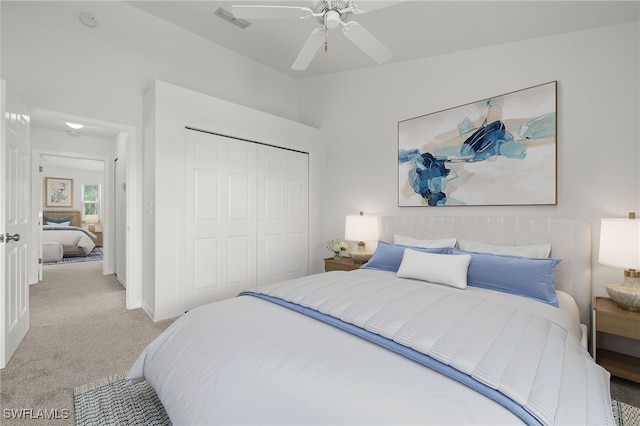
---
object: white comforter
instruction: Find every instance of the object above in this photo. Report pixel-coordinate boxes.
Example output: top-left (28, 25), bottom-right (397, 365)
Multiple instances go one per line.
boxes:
top-left (43, 225), bottom-right (96, 255)
top-left (128, 270), bottom-right (613, 425)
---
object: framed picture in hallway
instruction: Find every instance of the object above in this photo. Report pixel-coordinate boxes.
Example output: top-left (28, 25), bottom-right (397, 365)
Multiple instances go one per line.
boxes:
top-left (45, 177), bottom-right (73, 207)
top-left (398, 81), bottom-right (557, 207)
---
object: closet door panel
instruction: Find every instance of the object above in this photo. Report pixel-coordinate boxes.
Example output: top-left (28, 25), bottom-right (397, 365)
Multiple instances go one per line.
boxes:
top-left (193, 238), bottom-right (219, 290)
top-left (257, 146), bottom-right (308, 285)
top-left (182, 130), bottom-right (257, 312)
top-left (228, 173), bottom-right (251, 220)
top-left (263, 234), bottom-right (283, 278)
top-left (286, 232), bottom-right (306, 276)
top-left (227, 236), bottom-right (251, 284)
top-left (194, 170), bottom-right (218, 220)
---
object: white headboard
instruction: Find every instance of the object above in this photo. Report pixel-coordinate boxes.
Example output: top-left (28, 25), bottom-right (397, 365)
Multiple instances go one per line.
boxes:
top-left (380, 216), bottom-right (592, 326)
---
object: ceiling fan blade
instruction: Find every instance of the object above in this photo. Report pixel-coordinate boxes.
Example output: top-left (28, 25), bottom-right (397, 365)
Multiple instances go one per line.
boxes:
top-left (342, 21), bottom-right (392, 64)
top-left (349, 0), bottom-right (407, 14)
top-left (292, 28), bottom-right (326, 71)
top-left (231, 5), bottom-right (313, 20)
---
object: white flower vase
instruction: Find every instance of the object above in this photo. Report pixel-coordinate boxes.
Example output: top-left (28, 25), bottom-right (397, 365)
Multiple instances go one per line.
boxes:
top-left (332, 252), bottom-right (341, 260)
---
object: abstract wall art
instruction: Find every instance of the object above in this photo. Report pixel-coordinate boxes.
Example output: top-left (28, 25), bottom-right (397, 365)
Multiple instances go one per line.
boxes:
top-left (398, 81), bottom-right (557, 207)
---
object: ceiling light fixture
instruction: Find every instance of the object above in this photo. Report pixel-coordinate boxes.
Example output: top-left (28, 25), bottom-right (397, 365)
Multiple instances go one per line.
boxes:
top-left (66, 122), bottom-right (84, 130)
top-left (214, 7), bottom-right (251, 29)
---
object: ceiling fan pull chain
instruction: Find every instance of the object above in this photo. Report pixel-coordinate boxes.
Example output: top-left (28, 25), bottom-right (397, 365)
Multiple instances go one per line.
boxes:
top-left (324, 21), bottom-right (328, 52)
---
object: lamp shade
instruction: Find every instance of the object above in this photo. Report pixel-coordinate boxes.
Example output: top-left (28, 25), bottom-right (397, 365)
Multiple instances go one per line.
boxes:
top-left (85, 214), bottom-right (99, 224)
top-left (599, 218), bottom-right (640, 270)
top-left (345, 214), bottom-right (378, 242)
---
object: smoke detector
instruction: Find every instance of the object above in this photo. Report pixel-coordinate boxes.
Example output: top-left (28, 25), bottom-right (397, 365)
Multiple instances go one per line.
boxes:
top-left (79, 12), bottom-right (97, 28)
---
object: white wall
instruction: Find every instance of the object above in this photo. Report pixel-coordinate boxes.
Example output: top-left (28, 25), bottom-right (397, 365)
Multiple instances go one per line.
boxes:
top-left (40, 168), bottom-right (104, 215)
top-left (298, 21), bottom-right (640, 299)
top-left (0, 1), bottom-right (299, 125)
top-left (31, 127), bottom-right (113, 229)
top-left (144, 80), bottom-right (323, 321)
top-left (31, 127), bottom-right (116, 161)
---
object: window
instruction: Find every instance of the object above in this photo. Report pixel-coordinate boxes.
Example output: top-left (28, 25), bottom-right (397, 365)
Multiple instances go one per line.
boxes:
top-left (82, 183), bottom-right (101, 218)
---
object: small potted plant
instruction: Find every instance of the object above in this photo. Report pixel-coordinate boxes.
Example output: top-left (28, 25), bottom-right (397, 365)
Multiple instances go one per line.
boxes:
top-left (326, 238), bottom-right (348, 261)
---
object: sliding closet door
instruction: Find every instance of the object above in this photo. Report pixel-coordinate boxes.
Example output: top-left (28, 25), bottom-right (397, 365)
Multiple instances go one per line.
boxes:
top-left (257, 146), bottom-right (309, 285)
top-left (182, 130), bottom-right (257, 311)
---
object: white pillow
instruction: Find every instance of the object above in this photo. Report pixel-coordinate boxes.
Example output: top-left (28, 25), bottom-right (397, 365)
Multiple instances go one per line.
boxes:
top-left (396, 249), bottom-right (471, 289)
top-left (56, 221), bottom-right (71, 226)
top-left (457, 239), bottom-right (551, 258)
top-left (394, 235), bottom-right (457, 248)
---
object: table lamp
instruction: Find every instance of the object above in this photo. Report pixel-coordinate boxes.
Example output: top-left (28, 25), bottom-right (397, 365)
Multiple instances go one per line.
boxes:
top-left (85, 214), bottom-right (99, 232)
top-left (345, 212), bottom-right (378, 263)
top-left (598, 212), bottom-right (640, 311)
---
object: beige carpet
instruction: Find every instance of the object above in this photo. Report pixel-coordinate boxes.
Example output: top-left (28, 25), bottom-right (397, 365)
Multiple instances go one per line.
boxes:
top-left (0, 261), bottom-right (175, 425)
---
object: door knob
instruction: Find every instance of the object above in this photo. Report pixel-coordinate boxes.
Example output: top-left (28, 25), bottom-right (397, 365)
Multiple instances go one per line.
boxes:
top-left (5, 233), bottom-right (20, 242)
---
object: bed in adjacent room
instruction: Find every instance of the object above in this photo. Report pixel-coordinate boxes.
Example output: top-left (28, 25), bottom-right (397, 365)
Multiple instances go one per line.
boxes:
top-left (42, 210), bottom-right (96, 259)
top-left (127, 216), bottom-right (614, 425)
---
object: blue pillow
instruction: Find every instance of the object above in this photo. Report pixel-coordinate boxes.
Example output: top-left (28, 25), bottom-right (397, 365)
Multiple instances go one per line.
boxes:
top-left (45, 215), bottom-right (73, 224)
top-left (361, 241), bottom-right (449, 272)
top-left (449, 248), bottom-right (561, 307)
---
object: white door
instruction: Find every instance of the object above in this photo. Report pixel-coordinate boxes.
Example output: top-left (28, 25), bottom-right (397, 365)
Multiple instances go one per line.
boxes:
top-left (182, 129), bottom-right (257, 312)
top-left (257, 146), bottom-right (309, 285)
top-left (1, 80), bottom-right (30, 369)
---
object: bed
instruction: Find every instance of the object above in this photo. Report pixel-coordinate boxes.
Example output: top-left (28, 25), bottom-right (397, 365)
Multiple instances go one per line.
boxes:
top-left (42, 210), bottom-right (96, 257)
top-left (127, 216), bottom-right (614, 425)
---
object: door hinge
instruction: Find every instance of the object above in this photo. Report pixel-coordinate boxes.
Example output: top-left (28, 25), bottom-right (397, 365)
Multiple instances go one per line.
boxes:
top-left (0, 234), bottom-right (3, 243)
top-left (39, 257), bottom-right (43, 264)
top-left (39, 165), bottom-right (43, 172)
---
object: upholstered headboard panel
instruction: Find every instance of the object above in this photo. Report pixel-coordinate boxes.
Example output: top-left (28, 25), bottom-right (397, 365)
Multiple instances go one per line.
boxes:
top-left (43, 210), bottom-right (82, 227)
top-left (380, 216), bottom-right (592, 326)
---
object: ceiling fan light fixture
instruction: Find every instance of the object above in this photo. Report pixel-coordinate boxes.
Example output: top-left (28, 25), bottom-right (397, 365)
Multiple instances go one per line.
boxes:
top-left (324, 10), bottom-right (341, 29)
top-left (238, 0), bottom-right (393, 70)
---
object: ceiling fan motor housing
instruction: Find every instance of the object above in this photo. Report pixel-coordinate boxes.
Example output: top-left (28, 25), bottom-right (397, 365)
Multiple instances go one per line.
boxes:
top-left (312, 0), bottom-right (353, 26)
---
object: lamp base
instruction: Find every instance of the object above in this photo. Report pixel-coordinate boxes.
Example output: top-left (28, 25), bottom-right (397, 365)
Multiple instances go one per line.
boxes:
top-left (348, 250), bottom-right (373, 264)
top-left (606, 270), bottom-right (640, 311)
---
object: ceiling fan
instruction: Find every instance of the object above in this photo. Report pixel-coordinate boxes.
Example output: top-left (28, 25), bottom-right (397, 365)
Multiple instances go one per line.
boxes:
top-left (232, 0), bottom-right (396, 71)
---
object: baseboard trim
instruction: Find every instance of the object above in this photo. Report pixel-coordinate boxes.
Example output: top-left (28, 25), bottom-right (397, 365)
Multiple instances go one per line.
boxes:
top-left (116, 274), bottom-right (126, 289)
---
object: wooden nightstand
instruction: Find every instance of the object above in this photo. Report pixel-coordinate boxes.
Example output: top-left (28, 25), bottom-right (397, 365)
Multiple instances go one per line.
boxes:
top-left (592, 296), bottom-right (640, 383)
top-left (324, 257), bottom-right (362, 272)
top-left (92, 231), bottom-right (103, 248)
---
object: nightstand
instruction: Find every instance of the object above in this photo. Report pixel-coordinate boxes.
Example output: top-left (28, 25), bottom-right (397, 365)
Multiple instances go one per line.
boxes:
top-left (324, 257), bottom-right (362, 272)
top-left (82, 223), bottom-right (103, 248)
top-left (92, 230), bottom-right (103, 248)
top-left (592, 296), bottom-right (640, 383)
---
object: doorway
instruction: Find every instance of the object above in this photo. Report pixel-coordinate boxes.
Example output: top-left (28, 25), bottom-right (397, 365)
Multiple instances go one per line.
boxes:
top-left (28, 110), bottom-right (141, 310)
top-left (37, 153), bottom-right (107, 278)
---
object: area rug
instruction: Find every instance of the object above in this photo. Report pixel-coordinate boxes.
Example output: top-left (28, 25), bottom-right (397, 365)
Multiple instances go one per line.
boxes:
top-left (74, 372), bottom-right (639, 426)
top-left (612, 399), bottom-right (640, 425)
top-left (45, 247), bottom-right (103, 265)
top-left (74, 372), bottom-right (170, 425)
